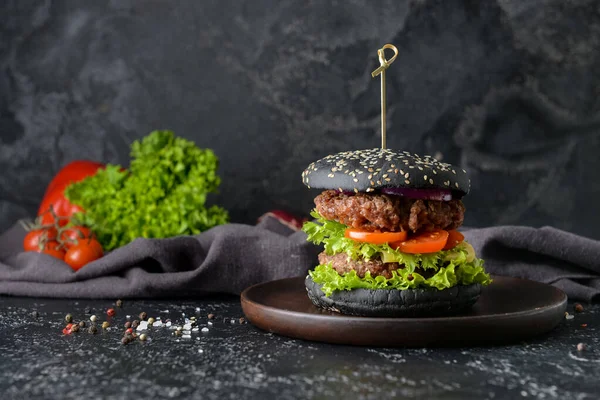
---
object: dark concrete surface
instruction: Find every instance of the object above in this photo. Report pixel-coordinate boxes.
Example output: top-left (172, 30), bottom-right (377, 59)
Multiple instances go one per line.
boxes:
top-left (2, 0), bottom-right (600, 239)
top-left (0, 295), bottom-right (598, 399)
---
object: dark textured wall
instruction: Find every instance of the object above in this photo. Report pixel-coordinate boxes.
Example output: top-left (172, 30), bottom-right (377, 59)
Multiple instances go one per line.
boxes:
top-left (1, 0), bottom-right (600, 239)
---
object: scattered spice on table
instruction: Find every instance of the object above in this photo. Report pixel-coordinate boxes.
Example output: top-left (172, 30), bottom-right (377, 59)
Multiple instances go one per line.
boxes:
top-left (577, 343), bottom-right (587, 352)
top-left (139, 334), bottom-right (147, 341)
top-left (139, 312), bottom-right (147, 321)
top-left (107, 308), bottom-right (116, 317)
top-left (90, 315), bottom-right (97, 322)
top-left (78, 321), bottom-right (86, 328)
top-left (574, 303), bottom-right (584, 313)
top-left (124, 321), bottom-right (132, 329)
top-left (581, 324), bottom-right (588, 328)
top-left (102, 321), bottom-right (110, 330)
top-left (239, 317), bottom-right (246, 324)
top-left (147, 317), bottom-right (155, 325)
top-left (65, 314), bottom-right (73, 323)
top-left (31, 311), bottom-right (39, 318)
top-left (71, 324), bottom-right (80, 333)
top-left (131, 320), bottom-right (139, 329)
top-left (116, 299), bottom-right (123, 308)
top-left (208, 313), bottom-right (215, 320)
top-left (88, 325), bottom-right (98, 334)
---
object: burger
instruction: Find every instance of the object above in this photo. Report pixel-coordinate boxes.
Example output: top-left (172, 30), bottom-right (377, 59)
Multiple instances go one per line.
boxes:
top-left (301, 148), bottom-right (491, 317)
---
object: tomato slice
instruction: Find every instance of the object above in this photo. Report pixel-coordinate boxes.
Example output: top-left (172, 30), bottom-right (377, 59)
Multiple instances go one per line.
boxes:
top-left (443, 230), bottom-right (465, 250)
top-left (344, 229), bottom-right (408, 244)
top-left (391, 230), bottom-right (450, 254)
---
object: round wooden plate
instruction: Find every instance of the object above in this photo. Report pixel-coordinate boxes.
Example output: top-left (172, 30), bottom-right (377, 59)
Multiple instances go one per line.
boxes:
top-left (240, 276), bottom-right (567, 347)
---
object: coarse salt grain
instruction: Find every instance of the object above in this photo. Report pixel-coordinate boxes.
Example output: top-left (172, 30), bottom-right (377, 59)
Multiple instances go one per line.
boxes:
top-left (166, 321), bottom-right (172, 327)
top-left (183, 323), bottom-right (192, 330)
top-left (230, 320), bottom-right (235, 324)
top-left (198, 349), bottom-right (204, 353)
top-left (195, 307), bottom-right (201, 312)
top-left (136, 321), bottom-right (149, 331)
top-left (153, 321), bottom-right (163, 327)
top-left (208, 321), bottom-right (213, 326)
top-left (182, 334), bottom-right (192, 339)
top-left (201, 327), bottom-right (209, 333)
top-left (192, 328), bottom-right (199, 332)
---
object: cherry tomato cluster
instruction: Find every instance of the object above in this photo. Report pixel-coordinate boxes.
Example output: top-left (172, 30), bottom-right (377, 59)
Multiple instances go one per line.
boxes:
top-left (22, 207), bottom-right (104, 271)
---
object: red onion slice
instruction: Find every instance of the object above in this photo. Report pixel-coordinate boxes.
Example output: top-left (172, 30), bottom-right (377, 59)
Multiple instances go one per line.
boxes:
top-left (380, 187), bottom-right (452, 201)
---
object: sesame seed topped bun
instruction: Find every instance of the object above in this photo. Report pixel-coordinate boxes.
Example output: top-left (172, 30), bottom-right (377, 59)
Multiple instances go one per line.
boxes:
top-left (301, 148), bottom-right (470, 195)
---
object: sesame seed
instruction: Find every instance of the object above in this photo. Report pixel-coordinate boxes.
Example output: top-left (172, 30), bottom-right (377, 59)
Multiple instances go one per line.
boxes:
top-left (455, 182), bottom-right (459, 188)
top-left (429, 179), bottom-right (434, 184)
top-left (382, 174), bottom-right (388, 178)
top-left (405, 179), bottom-right (410, 184)
top-left (354, 188), bottom-right (358, 193)
top-left (424, 175), bottom-right (428, 181)
top-left (328, 173), bottom-right (334, 178)
top-left (353, 178), bottom-right (358, 182)
top-left (444, 181), bottom-right (450, 186)
top-left (404, 173), bottom-right (409, 178)
top-left (385, 178), bottom-right (391, 182)
top-left (368, 174), bottom-right (372, 179)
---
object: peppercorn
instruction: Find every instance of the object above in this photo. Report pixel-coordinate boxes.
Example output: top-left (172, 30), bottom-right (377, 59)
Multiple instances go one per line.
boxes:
top-left (139, 333), bottom-right (147, 341)
top-left (125, 328), bottom-right (133, 335)
top-left (116, 299), bottom-right (123, 308)
top-left (147, 317), bottom-right (155, 325)
top-left (239, 317), bottom-right (246, 324)
top-left (124, 321), bottom-right (132, 329)
top-left (176, 326), bottom-right (183, 332)
top-left (174, 330), bottom-right (182, 337)
top-left (207, 313), bottom-right (215, 320)
top-left (139, 312), bottom-right (147, 321)
top-left (88, 325), bottom-right (98, 334)
top-left (107, 308), bottom-right (116, 317)
top-left (65, 314), bottom-right (73, 323)
top-left (577, 343), bottom-right (587, 352)
top-left (131, 320), bottom-right (139, 329)
top-left (121, 336), bottom-right (131, 345)
top-left (102, 321), bottom-right (110, 330)
top-left (78, 321), bottom-right (86, 328)
top-left (90, 315), bottom-right (97, 322)
top-left (71, 324), bottom-right (80, 333)
top-left (575, 303), bottom-right (584, 313)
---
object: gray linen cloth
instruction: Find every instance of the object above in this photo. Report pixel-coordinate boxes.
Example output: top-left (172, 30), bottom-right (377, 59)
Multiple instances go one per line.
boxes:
top-left (0, 217), bottom-right (599, 301)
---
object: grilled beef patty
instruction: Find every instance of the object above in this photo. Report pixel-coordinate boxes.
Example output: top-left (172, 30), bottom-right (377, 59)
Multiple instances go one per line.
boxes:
top-left (314, 190), bottom-right (465, 232)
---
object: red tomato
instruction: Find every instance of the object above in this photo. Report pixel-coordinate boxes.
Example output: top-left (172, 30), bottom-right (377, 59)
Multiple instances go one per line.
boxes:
top-left (443, 230), bottom-right (465, 250)
top-left (23, 228), bottom-right (58, 252)
top-left (38, 161), bottom-right (104, 225)
top-left (391, 230), bottom-right (450, 254)
top-left (36, 240), bottom-right (66, 260)
top-left (64, 238), bottom-right (104, 271)
top-left (59, 226), bottom-right (93, 247)
top-left (344, 229), bottom-right (408, 244)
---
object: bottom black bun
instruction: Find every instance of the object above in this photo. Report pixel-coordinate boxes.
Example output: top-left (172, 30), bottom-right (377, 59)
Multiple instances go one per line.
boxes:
top-left (305, 275), bottom-right (482, 317)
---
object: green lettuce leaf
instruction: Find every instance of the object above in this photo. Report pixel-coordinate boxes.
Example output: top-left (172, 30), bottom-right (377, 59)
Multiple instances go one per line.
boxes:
top-left (310, 261), bottom-right (490, 296)
top-left (303, 210), bottom-right (492, 295)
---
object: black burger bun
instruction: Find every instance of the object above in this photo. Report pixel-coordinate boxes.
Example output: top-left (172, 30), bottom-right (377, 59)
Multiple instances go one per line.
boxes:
top-left (305, 275), bottom-right (482, 317)
top-left (302, 148), bottom-right (470, 195)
